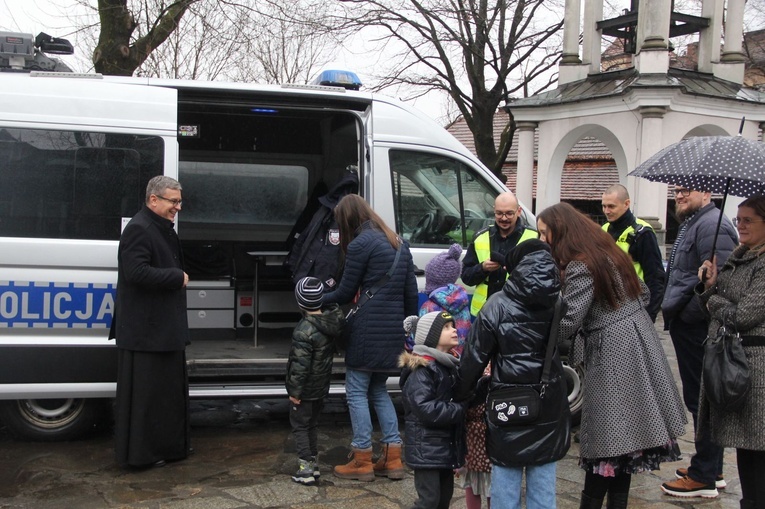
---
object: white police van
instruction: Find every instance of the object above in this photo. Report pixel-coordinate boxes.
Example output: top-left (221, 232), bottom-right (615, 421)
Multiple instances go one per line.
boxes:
top-left (0, 32), bottom-right (559, 440)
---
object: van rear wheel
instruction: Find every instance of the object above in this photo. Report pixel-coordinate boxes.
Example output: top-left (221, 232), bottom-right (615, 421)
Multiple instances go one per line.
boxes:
top-left (0, 398), bottom-right (109, 441)
top-left (562, 358), bottom-right (584, 426)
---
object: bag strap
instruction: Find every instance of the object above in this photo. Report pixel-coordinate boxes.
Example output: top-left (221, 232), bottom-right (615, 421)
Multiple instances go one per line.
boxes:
top-left (354, 242), bottom-right (402, 310)
top-left (540, 295), bottom-right (564, 384)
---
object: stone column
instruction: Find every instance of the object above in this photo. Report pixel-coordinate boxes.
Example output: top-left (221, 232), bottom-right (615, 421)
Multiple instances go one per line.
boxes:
top-left (635, 0), bottom-right (671, 74)
top-left (632, 106), bottom-right (668, 248)
top-left (714, 0), bottom-right (746, 83)
top-left (561, 0), bottom-right (583, 64)
top-left (697, 0), bottom-right (723, 73)
top-left (582, 0), bottom-right (604, 74)
top-left (721, 0), bottom-right (746, 62)
top-left (515, 122), bottom-right (537, 212)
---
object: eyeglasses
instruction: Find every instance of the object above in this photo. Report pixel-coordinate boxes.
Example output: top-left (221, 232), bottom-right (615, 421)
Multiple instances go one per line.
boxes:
top-left (494, 210), bottom-right (518, 219)
top-left (733, 217), bottom-right (765, 227)
top-left (154, 195), bottom-right (183, 207)
top-left (673, 188), bottom-right (693, 198)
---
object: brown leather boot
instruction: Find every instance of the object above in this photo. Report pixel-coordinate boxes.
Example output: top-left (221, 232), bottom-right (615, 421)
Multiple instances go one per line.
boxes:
top-left (333, 447), bottom-right (374, 481)
top-left (373, 442), bottom-right (405, 479)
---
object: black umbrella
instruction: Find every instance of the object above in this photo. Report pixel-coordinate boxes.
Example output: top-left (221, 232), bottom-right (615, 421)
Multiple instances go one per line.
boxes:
top-left (628, 119), bottom-right (765, 263)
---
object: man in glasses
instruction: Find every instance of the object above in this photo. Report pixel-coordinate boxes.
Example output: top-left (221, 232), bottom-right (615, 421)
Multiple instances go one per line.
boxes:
top-left (461, 191), bottom-right (538, 317)
top-left (660, 186), bottom-right (737, 499)
top-left (111, 175), bottom-right (192, 469)
top-left (601, 184), bottom-right (665, 322)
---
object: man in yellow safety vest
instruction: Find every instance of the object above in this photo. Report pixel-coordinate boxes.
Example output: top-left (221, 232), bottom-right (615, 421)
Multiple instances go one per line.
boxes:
top-left (461, 192), bottom-right (538, 317)
top-left (601, 184), bottom-right (665, 322)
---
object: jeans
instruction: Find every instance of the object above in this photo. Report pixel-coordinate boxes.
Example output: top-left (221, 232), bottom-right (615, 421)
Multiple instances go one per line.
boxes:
top-left (669, 317), bottom-right (724, 484)
top-left (289, 398), bottom-right (323, 461)
top-left (345, 368), bottom-right (400, 449)
top-left (413, 468), bottom-right (454, 509)
top-left (491, 461), bottom-right (557, 509)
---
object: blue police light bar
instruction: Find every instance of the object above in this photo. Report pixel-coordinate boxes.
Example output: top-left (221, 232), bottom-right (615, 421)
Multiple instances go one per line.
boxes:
top-left (310, 69), bottom-right (362, 91)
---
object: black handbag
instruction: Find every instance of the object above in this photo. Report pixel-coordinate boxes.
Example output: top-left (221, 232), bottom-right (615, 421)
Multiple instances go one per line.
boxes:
top-left (703, 321), bottom-right (751, 412)
top-left (487, 296), bottom-right (563, 427)
top-left (336, 245), bottom-right (402, 352)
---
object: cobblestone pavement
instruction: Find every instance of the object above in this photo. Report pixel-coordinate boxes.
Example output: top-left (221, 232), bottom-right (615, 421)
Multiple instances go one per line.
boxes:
top-left (0, 319), bottom-right (743, 508)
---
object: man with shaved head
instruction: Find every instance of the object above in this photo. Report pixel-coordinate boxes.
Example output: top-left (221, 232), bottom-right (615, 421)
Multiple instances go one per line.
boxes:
top-left (461, 191), bottom-right (538, 317)
top-left (601, 184), bottom-right (665, 322)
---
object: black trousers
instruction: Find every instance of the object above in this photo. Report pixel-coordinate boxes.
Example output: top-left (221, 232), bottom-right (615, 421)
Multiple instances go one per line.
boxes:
top-left (413, 468), bottom-right (454, 509)
top-left (289, 398), bottom-right (324, 461)
top-left (669, 317), bottom-right (724, 484)
top-left (738, 448), bottom-right (765, 504)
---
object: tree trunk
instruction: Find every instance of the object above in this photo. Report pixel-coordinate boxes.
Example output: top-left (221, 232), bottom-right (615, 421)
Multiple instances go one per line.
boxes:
top-left (93, 0), bottom-right (197, 76)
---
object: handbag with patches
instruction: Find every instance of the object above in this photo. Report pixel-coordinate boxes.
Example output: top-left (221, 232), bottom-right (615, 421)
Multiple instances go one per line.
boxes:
top-left (486, 297), bottom-right (563, 427)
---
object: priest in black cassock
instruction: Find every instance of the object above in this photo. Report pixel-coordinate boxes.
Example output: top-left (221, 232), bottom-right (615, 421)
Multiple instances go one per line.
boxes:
top-left (111, 175), bottom-right (191, 469)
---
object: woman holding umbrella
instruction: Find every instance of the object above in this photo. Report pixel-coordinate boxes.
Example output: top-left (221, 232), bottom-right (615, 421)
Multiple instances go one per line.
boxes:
top-left (697, 194), bottom-right (765, 509)
top-left (536, 202), bottom-right (687, 509)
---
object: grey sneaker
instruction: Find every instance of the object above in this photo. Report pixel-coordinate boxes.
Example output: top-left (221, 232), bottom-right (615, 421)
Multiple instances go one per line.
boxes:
top-left (291, 458), bottom-right (316, 485)
top-left (310, 457), bottom-right (320, 479)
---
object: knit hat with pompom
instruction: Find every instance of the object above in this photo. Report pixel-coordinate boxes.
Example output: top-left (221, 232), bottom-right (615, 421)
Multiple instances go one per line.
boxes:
top-left (403, 311), bottom-right (454, 349)
top-left (424, 243), bottom-right (463, 294)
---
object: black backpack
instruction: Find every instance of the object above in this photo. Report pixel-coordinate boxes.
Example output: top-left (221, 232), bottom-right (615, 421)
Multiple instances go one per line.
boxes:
top-left (285, 169), bottom-right (358, 289)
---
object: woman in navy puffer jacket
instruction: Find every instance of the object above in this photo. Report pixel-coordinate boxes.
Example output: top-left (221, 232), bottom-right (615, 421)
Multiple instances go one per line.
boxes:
top-left (323, 195), bottom-right (418, 481)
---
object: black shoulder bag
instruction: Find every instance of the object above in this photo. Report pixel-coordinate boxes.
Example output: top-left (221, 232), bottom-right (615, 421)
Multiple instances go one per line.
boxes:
top-left (703, 315), bottom-right (751, 412)
top-left (487, 296), bottom-right (563, 426)
top-left (336, 244), bottom-right (402, 351)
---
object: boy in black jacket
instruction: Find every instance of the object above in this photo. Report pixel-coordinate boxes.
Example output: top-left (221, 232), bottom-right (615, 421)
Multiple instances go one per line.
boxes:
top-left (400, 311), bottom-right (466, 509)
top-left (287, 277), bottom-right (344, 485)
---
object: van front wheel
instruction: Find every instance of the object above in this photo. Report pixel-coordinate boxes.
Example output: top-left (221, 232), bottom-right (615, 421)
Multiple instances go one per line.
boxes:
top-left (0, 398), bottom-right (109, 441)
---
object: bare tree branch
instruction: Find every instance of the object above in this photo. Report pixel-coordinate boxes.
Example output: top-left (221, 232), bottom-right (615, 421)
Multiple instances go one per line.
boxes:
top-left (324, 0), bottom-right (563, 175)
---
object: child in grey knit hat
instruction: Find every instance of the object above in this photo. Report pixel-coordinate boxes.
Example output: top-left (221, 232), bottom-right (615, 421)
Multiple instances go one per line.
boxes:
top-left (398, 311), bottom-right (465, 508)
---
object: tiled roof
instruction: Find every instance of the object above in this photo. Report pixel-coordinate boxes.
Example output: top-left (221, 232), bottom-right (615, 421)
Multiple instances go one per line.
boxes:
top-left (448, 111), bottom-right (613, 162)
top-left (501, 161), bottom-right (620, 201)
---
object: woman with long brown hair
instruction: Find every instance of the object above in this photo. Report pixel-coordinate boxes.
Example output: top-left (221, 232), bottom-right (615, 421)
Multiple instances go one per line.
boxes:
top-left (536, 202), bottom-right (686, 509)
top-left (323, 194), bottom-right (419, 481)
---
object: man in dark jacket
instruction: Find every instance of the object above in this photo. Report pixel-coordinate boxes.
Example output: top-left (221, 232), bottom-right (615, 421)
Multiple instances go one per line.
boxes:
top-left (601, 184), bottom-right (665, 322)
top-left (455, 239), bottom-right (570, 507)
top-left (111, 175), bottom-right (191, 469)
top-left (660, 187), bottom-right (737, 498)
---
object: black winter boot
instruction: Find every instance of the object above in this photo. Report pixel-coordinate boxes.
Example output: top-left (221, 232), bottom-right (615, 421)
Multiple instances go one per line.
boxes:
top-left (607, 492), bottom-right (629, 509)
top-left (740, 499), bottom-right (756, 509)
top-left (580, 491), bottom-right (604, 509)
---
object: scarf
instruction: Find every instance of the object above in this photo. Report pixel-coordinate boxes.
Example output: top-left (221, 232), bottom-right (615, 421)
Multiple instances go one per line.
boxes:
top-left (412, 344), bottom-right (460, 369)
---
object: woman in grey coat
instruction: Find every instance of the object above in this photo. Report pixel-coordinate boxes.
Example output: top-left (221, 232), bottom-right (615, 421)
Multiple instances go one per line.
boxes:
top-left (537, 203), bottom-right (687, 509)
top-left (697, 195), bottom-right (765, 509)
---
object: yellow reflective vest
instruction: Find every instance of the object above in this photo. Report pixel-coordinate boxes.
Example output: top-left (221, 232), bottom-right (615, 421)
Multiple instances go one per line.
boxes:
top-left (601, 218), bottom-right (653, 281)
top-left (470, 227), bottom-right (538, 316)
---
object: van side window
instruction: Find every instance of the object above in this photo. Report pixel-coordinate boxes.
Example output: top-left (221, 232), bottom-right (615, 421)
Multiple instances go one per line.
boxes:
top-left (390, 150), bottom-right (497, 247)
top-left (0, 128), bottom-right (164, 240)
